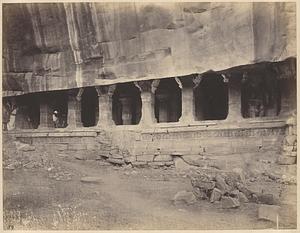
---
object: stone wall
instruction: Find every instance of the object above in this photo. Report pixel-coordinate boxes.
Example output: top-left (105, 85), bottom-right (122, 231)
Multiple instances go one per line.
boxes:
top-left (11, 130), bottom-right (129, 164)
top-left (4, 119), bottom-right (289, 172)
top-left (124, 121), bottom-right (286, 170)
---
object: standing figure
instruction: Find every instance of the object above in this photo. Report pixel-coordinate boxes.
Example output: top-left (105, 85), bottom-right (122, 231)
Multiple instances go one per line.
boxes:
top-left (52, 110), bottom-right (59, 128)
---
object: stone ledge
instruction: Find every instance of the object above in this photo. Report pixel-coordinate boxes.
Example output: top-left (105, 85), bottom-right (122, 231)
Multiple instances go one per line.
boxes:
top-left (9, 131), bottom-right (97, 137)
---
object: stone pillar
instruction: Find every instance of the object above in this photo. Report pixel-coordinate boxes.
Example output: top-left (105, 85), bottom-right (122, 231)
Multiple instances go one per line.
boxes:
top-left (178, 77), bottom-right (196, 123)
top-left (38, 97), bottom-right (52, 129)
top-left (119, 97), bottom-right (133, 125)
top-left (156, 93), bottom-right (169, 123)
top-left (95, 85), bottom-right (115, 127)
top-left (67, 89), bottom-right (83, 128)
top-left (134, 80), bottom-right (156, 125)
top-left (279, 79), bottom-right (296, 117)
top-left (226, 75), bottom-right (243, 121)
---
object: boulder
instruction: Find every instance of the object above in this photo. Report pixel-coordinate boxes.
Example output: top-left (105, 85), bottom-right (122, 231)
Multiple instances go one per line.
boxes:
top-left (80, 176), bottom-right (103, 184)
top-left (290, 152), bottom-right (297, 157)
top-left (148, 161), bottom-right (166, 168)
top-left (258, 204), bottom-right (280, 222)
top-left (136, 154), bottom-right (154, 162)
top-left (191, 176), bottom-right (215, 191)
top-left (107, 158), bottom-right (125, 165)
top-left (154, 154), bottom-right (173, 162)
top-left (277, 156), bottom-right (296, 165)
top-left (124, 156), bottom-right (136, 163)
top-left (171, 152), bottom-right (184, 157)
top-left (173, 190), bottom-right (197, 205)
top-left (215, 174), bottom-right (230, 194)
top-left (131, 161), bottom-right (148, 168)
top-left (165, 161), bottom-right (175, 166)
top-left (110, 154), bottom-right (124, 159)
top-left (193, 187), bottom-right (209, 200)
top-left (236, 182), bottom-right (255, 199)
top-left (232, 168), bottom-right (246, 184)
top-left (99, 153), bottom-right (109, 159)
top-left (282, 145), bottom-right (294, 152)
top-left (257, 193), bottom-right (275, 205)
top-left (174, 157), bottom-right (191, 171)
top-left (221, 196), bottom-right (240, 209)
top-left (210, 188), bottom-right (222, 203)
top-left (285, 135), bottom-right (296, 145)
top-left (74, 154), bottom-right (87, 160)
top-left (237, 191), bottom-right (249, 203)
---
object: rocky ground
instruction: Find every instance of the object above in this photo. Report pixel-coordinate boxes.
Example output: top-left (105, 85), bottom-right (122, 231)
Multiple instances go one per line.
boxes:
top-left (2, 139), bottom-right (297, 230)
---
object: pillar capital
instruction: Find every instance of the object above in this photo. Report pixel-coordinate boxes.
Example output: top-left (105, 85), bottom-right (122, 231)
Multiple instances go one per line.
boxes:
top-left (192, 74), bottom-right (203, 89)
top-left (134, 81), bottom-right (157, 125)
top-left (95, 85), bottom-right (116, 97)
top-left (178, 76), bottom-right (195, 88)
top-left (68, 88), bottom-right (84, 101)
top-left (134, 80), bottom-right (152, 92)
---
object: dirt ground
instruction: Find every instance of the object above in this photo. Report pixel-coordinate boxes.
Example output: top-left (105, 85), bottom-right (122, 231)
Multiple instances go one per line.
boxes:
top-left (3, 151), bottom-right (297, 230)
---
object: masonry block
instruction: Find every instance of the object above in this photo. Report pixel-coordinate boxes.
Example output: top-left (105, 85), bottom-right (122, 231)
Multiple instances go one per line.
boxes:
top-left (136, 154), bottom-right (154, 162)
top-left (258, 204), bottom-right (281, 223)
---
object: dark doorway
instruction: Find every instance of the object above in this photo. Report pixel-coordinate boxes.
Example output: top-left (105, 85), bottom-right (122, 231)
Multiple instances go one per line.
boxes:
top-left (241, 71), bottom-right (280, 118)
top-left (194, 73), bottom-right (228, 120)
top-left (81, 87), bottom-right (98, 127)
top-left (112, 83), bottom-right (142, 125)
top-left (154, 78), bottom-right (182, 123)
top-left (14, 94), bottom-right (40, 129)
top-left (49, 91), bottom-right (68, 128)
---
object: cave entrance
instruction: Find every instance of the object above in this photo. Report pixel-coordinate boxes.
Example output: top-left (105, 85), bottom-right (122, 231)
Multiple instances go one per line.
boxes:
top-left (81, 87), bottom-right (99, 127)
top-left (241, 72), bottom-right (280, 118)
top-left (194, 73), bottom-right (228, 120)
top-left (112, 83), bottom-right (142, 125)
top-left (154, 78), bottom-right (182, 123)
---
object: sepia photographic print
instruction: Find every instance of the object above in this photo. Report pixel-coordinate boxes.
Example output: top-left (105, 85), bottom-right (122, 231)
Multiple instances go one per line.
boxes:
top-left (1, 1), bottom-right (298, 230)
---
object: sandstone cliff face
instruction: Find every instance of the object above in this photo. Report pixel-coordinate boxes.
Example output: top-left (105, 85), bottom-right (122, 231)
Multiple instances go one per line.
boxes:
top-left (2, 2), bottom-right (296, 96)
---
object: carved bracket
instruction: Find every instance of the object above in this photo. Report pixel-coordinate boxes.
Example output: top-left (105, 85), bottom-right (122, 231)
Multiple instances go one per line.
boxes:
top-left (178, 76), bottom-right (195, 88)
top-left (76, 88), bottom-right (84, 101)
top-left (134, 80), bottom-right (153, 93)
top-left (151, 80), bottom-right (160, 93)
top-left (193, 74), bottom-right (203, 89)
top-left (175, 77), bottom-right (183, 89)
top-left (95, 85), bottom-right (116, 97)
top-left (68, 88), bottom-right (84, 101)
top-left (221, 74), bottom-right (229, 83)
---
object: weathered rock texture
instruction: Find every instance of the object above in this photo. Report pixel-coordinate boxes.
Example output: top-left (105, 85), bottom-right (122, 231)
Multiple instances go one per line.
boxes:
top-left (3, 2), bottom-right (296, 96)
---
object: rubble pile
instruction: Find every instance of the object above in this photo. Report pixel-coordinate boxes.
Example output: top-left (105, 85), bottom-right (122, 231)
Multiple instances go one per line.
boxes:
top-left (3, 139), bottom-right (73, 181)
top-left (278, 113), bottom-right (297, 165)
top-left (190, 169), bottom-right (276, 208)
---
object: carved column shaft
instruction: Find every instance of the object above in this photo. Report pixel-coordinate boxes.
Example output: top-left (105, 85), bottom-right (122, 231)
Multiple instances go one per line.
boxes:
top-left (119, 97), bottom-right (132, 125)
top-left (227, 77), bottom-right (243, 121)
top-left (178, 77), bottom-right (196, 123)
top-left (156, 93), bottom-right (169, 123)
top-left (96, 85), bottom-right (115, 127)
top-left (135, 80), bottom-right (156, 125)
top-left (38, 97), bottom-right (52, 129)
top-left (67, 89), bottom-right (83, 128)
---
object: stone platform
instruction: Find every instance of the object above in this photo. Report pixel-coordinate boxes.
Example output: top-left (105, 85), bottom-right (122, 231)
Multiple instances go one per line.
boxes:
top-left (4, 118), bottom-right (288, 172)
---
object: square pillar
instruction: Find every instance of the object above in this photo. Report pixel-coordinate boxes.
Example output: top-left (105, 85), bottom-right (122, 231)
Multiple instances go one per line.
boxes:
top-left (119, 97), bottom-right (133, 125)
top-left (67, 89), bottom-right (83, 128)
top-left (95, 85), bottom-right (115, 127)
top-left (279, 79), bottom-right (296, 117)
top-left (156, 93), bottom-right (169, 123)
top-left (226, 76), bottom-right (243, 121)
top-left (38, 98), bottom-right (53, 129)
top-left (134, 81), bottom-right (156, 125)
top-left (178, 77), bottom-right (196, 123)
